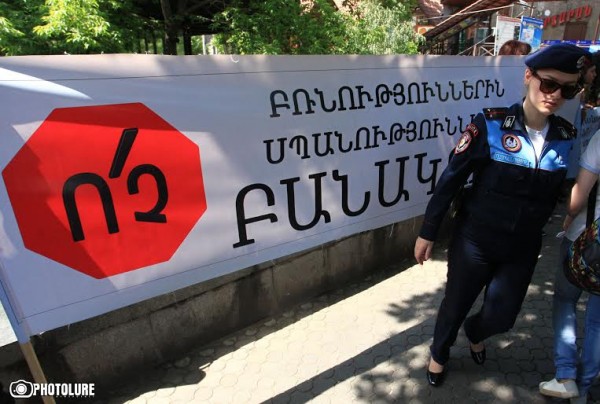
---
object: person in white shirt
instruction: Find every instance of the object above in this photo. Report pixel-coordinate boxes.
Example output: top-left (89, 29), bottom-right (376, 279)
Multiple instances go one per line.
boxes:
top-left (540, 128), bottom-right (600, 404)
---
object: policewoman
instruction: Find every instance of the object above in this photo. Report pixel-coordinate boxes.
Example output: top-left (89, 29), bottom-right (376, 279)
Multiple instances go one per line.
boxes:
top-left (414, 43), bottom-right (591, 386)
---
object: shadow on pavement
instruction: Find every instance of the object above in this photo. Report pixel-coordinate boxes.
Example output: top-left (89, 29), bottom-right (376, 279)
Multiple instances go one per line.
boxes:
top-left (82, 203), bottom-right (600, 403)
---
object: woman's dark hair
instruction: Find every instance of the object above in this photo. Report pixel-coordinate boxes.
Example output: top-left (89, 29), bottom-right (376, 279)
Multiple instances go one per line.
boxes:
top-left (584, 51), bottom-right (600, 106)
top-left (498, 40), bottom-right (532, 56)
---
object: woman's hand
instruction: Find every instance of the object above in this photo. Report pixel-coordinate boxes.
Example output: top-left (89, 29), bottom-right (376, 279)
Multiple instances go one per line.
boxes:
top-left (414, 236), bottom-right (434, 265)
top-left (563, 214), bottom-right (575, 231)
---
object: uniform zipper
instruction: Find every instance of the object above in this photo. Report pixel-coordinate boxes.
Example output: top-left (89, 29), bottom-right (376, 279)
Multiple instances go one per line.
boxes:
top-left (522, 134), bottom-right (544, 170)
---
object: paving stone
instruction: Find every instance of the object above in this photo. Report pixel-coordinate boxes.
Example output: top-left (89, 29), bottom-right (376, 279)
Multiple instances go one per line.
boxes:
top-left (288, 390), bottom-right (313, 403)
top-left (138, 390), bottom-right (156, 399)
top-left (172, 357), bottom-right (190, 369)
top-left (146, 397), bottom-right (170, 404)
top-left (230, 389), bottom-right (253, 403)
top-left (168, 384), bottom-right (196, 402)
top-left (125, 397), bottom-right (147, 404)
top-left (218, 373), bottom-right (239, 388)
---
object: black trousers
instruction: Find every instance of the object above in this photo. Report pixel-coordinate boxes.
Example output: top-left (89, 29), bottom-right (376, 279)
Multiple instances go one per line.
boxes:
top-left (430, 218), bottom-right (542, 365)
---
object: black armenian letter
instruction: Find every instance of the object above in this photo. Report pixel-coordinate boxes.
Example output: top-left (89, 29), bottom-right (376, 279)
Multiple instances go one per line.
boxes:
top-left (281, 172), bottom-right (331, 231)
top-left (332, 170), bottom-right (370, 216)
top-left (233, 184), bottom-right (278, 248)
top-left (63, 173), bottom-right (119, 242)
top-left (127, 164), bottom-right (168, 223)
top-left (375, 157), bottom-right (410, 207)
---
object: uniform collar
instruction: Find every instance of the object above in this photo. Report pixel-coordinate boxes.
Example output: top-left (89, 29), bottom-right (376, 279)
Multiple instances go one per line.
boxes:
top-left (509, 102), bottom-right (569, 141)
top-left (509, 103), bottom-right (527, 133)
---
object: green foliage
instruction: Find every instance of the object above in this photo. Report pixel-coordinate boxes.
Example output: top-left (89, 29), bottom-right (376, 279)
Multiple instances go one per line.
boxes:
top-left (0, 14), bottom-right (25, 54)
top-left (211, 0), bottom-right (423, 55)
top-left (345, 0), bottom-right (424, 54)
top-left (34, 0), bottom-right (121, 53)
top-left (0, 0), bottom-right (154, 55)
top-left (0, 0), bottom-right (50, 55)
top-left (0, 0), bottom-right (423, 56)
top-left (211, 0), bottom-right (350, 55)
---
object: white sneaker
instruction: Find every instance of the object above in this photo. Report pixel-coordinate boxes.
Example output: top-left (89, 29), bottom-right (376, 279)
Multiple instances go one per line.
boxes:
top-left (539, 378), bottom-right (579, 399)
top-left (570, 396), bottom-right (587, 404)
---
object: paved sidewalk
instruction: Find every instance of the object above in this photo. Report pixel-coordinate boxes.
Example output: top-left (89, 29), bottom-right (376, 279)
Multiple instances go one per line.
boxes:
top-left (90, 204), bottom-right (599, 403)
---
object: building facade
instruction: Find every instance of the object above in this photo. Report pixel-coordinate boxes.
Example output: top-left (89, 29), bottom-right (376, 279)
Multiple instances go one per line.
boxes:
top-left (421, 0), bottom-right (600, 55)
top-left (536, 1), bottom-right (598, 42)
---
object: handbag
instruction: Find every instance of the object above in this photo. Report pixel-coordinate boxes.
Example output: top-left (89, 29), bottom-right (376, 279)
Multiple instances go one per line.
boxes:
top-left (563, 182), bottom-right (600, 295)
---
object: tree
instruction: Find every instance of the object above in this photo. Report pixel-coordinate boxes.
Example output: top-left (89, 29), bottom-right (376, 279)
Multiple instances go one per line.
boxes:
top-left (0, 0), bottom-right (423, 56)
top-left (211, 0), bottom-right (349, 55)
top-left (0, 0), bottom-right (50, 55)
top-left (156, 0), bottom-right (226, 55)
top-left (0, 0), bottom-right (161, 55)
top-left (33, 0), bottom-right (144, 54)
top-left (345, 0), bottom-right (423, 54)
top-left (211, 0), bottom-right (424, 55)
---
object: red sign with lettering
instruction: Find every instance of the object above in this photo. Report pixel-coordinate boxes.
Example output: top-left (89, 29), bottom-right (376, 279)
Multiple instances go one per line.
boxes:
top-left (544, 5), bottom-right (592, 27)
top-left (2, 103), bottom-right (207, 278)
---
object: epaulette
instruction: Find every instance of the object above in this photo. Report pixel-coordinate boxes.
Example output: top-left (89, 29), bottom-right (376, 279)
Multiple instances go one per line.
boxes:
top-left (483, 107), bottom-right (508, 120)
top-left (552, 115), bottom-right (577, 139)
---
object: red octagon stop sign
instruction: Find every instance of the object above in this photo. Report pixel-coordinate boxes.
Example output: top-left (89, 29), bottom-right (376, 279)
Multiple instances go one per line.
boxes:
top-left (2, 103), bottom-right (207, 279)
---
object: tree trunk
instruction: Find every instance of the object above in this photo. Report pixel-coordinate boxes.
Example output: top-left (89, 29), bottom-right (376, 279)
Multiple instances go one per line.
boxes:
top-left (135, 34), bottom-right (141, 53)
top-left (151, 31), bottom-right (158, 54)
top-left (183, 26), bottom-right (192, 55)
top-left (164, 23), bottom-right (179, 55)
top-left (160, 0), bottom-right (179, 55)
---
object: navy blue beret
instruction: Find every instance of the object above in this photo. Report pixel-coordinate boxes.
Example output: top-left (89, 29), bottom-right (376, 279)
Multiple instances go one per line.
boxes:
top-left (525, 43), bottom-right (591, 74)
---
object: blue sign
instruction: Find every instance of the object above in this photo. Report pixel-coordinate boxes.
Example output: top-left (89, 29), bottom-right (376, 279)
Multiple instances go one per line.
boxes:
top-left (542, 40), bottom-right (600, 51)
top-left (519, 17), bottom-right (544, 52)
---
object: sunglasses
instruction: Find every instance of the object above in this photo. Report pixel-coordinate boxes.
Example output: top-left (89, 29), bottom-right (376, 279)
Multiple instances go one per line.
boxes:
top-left (531, 70), bottom-right (582, 100)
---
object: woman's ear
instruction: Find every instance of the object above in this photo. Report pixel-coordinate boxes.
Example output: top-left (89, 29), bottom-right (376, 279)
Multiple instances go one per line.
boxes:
top-left (524, 68), bottom-right (533, 85)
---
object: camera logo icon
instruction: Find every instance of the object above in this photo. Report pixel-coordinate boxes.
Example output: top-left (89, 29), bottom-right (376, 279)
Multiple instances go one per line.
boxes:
top-left (9, 380), bottom-right (34, 398)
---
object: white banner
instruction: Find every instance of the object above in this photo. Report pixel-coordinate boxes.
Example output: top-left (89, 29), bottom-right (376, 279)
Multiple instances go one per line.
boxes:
top-left (0, 54), bottom-right (524, 340)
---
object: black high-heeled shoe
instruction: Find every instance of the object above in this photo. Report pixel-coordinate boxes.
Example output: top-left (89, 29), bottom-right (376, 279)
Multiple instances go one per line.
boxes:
top-left (426, 368), bottom-right (446, 386)
top-left (469, 344), bottom-right (486, 365)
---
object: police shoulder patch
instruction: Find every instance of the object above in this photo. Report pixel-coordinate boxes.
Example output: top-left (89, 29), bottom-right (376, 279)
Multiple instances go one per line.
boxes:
top-left (466, 122), bottom-right (479, 137)
top-left (483, 107), bottom-right (508, 120)
top-left (454, 131), bottom-right (472, 154)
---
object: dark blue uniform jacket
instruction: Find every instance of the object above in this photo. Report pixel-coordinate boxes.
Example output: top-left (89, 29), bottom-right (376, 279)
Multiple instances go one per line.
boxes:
top-left (419, 102), bottom-right (576, 241)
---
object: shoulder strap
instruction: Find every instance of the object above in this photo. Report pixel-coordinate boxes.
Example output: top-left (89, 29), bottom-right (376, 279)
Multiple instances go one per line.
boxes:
top-left (483, 107), bottom-right (508, 120)
top-left (551, 115), bottom-right (578, 139)
top-left (587, 182), bottom-right (598, 226)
